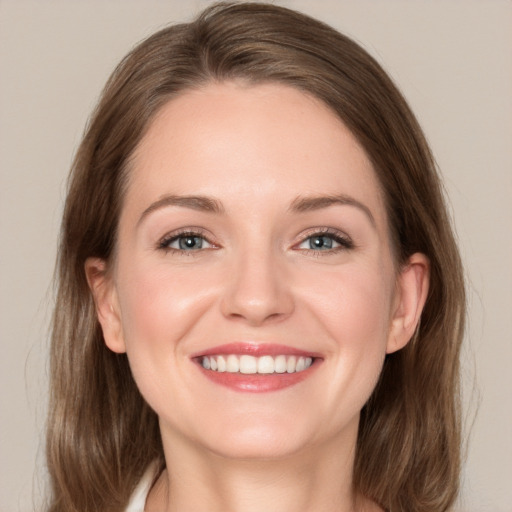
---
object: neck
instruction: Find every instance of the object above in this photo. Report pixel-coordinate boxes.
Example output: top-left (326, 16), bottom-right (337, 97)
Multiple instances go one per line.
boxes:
top-left (146, 423), bottom-right (380, 512)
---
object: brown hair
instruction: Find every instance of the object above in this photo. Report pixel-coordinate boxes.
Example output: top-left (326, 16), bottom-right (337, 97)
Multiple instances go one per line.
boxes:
top-left (46, 3), bottom-right (465, 511)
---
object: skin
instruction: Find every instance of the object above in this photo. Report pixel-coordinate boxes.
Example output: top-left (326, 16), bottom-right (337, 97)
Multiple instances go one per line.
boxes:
top-left (87, 82), bottom-right (429, 512)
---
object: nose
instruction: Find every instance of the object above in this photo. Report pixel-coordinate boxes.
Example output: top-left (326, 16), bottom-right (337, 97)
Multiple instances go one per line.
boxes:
top-left (220, 247), bottom-right (294, 326)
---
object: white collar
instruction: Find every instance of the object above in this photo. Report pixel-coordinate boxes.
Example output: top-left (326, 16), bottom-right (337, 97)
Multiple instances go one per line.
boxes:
top-left (125, 461), bottom-right (160, 512)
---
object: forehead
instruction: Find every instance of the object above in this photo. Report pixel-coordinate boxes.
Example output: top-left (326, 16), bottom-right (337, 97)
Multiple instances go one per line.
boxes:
top-left (126, 81), bottom-right (387, 227)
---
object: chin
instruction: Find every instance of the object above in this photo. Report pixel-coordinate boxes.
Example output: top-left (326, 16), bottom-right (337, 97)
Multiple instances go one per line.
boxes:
top-left (191, 408), bottom-right (354, 462)
top-left (205, 426), bottom-right (311, 461)
top-left (162, 409), bottom-right (318, 461)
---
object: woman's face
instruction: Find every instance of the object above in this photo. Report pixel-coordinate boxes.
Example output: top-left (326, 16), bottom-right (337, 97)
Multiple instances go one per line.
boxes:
top-left (89, 82), bottom-right (426, 460)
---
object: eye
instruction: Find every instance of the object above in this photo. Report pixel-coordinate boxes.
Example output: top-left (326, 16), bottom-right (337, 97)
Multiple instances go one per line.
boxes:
top-left (172, 235), bottom-right (210, 250)
top-left (158, 231), bottom-right (214, 252)
top-left (296, 230), bottom-right (353, 252)
top-left (300, 235), bottom-right (336, 250)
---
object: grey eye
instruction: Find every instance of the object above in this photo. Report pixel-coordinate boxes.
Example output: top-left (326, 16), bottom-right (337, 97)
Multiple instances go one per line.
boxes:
top-left (307, 235), bottom-right (334, 250)
top-left (167, 235), bottom-right (211, 250)
top-left (296, 231), bottom-right (353, 252)
top-left (299, 235), bottom-right (338, 250)
top-left (182, 236), bottom-right (203, 250)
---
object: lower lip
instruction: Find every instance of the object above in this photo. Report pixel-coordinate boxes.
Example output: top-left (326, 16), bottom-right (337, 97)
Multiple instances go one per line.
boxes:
top-left (197, 361), bottom-right (319, 393)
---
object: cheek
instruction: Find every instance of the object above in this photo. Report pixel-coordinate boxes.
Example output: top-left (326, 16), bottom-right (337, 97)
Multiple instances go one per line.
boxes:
top-left (117, 262), bottom-right (216, 351)
top-left (115, 264), bottom-right (210, 403)
top-left (299, 263), bottom-right (395, 403)
top-left (114, 261), bottom-right (220, 418)
top-left (303, 262), bottom-right (395, 346)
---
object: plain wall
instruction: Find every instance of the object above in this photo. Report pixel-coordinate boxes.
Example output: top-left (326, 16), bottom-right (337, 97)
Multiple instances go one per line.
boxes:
top-left (1, 1), bottom-right (511, 511)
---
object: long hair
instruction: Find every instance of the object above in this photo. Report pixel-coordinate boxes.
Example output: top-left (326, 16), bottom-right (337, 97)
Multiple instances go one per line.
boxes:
top-left (46, 3), bottom-right (465, 511)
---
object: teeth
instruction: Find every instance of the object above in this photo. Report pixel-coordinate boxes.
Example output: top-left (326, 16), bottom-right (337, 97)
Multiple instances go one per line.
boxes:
top-left (258, 355), bottom-right (274, 374)
top-left (239, 355), bottom-right (257, 374)
top-left (286, 356), bottom-right (296, 373)
top-left (275, 355), bottom-right (287, 373)
top-left (217, 355), bottom-right (226, 372)
top-left (201, 354), bottom-right (313, 374)
top-left (226, 354), bottom-right (240, 373)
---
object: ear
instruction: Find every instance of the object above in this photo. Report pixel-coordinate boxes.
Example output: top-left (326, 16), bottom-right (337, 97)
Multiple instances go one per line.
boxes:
top-left (387, 253), bottom-right (430, 354)
top-left (85, 257), bottom-right (126, 354)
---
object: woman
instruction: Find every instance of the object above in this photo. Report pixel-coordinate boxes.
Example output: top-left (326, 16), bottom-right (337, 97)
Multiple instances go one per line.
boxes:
top-left (46, 2), bottom-right (465, 511)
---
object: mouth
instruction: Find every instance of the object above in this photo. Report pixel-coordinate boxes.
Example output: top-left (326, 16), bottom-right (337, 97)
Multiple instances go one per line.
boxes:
top-left (192, 343), bottom-right (321, 393)
top-left (200, 354), bottom-right (314, 374)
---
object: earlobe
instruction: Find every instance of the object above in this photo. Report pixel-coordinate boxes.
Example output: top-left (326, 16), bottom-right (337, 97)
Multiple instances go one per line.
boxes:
top-left (387, 253), bottom-right (430, 354)
top-left (85, 258), bottom-right (126, 354)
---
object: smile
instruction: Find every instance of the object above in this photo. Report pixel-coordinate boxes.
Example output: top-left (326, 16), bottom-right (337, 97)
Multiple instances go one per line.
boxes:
top-left (201, 354), bottom-right (314, 374)
top-left (194, 343), bottom-right (320, 393)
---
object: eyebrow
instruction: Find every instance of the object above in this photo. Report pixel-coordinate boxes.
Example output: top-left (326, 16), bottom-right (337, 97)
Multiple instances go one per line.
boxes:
top-left (289, 194), bottom-right (376, 227)
top-left (138, 193), bottom-right (375, 227)
top-left (138, 195), bottom-right (225, 225)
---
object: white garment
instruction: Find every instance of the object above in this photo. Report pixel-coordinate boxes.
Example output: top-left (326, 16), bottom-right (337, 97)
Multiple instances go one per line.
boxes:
top-left (125, 462), bottom-right (159, 512)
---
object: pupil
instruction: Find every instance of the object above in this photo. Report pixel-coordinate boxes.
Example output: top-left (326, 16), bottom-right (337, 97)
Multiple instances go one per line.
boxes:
top-left (180, 236), bottom-right (202, 250)
top-left (311, 236), bottom-right (332, 249)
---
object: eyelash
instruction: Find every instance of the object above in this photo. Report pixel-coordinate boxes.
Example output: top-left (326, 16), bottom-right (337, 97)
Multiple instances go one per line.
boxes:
top-left (157, 228), bottom-right (216, 254)
top-left (157, 227), bottom-right (354, 255)
top-left (295, 227), bottom-right (354, 254)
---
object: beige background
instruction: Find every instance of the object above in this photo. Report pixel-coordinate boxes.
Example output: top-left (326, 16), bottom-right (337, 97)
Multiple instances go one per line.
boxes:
top-left (1, 1), bottom-right (511, 511)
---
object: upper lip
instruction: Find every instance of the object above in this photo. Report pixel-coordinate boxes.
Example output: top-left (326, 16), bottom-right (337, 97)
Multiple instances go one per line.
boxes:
top-left (191, 342), bottom-right (322, 359)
